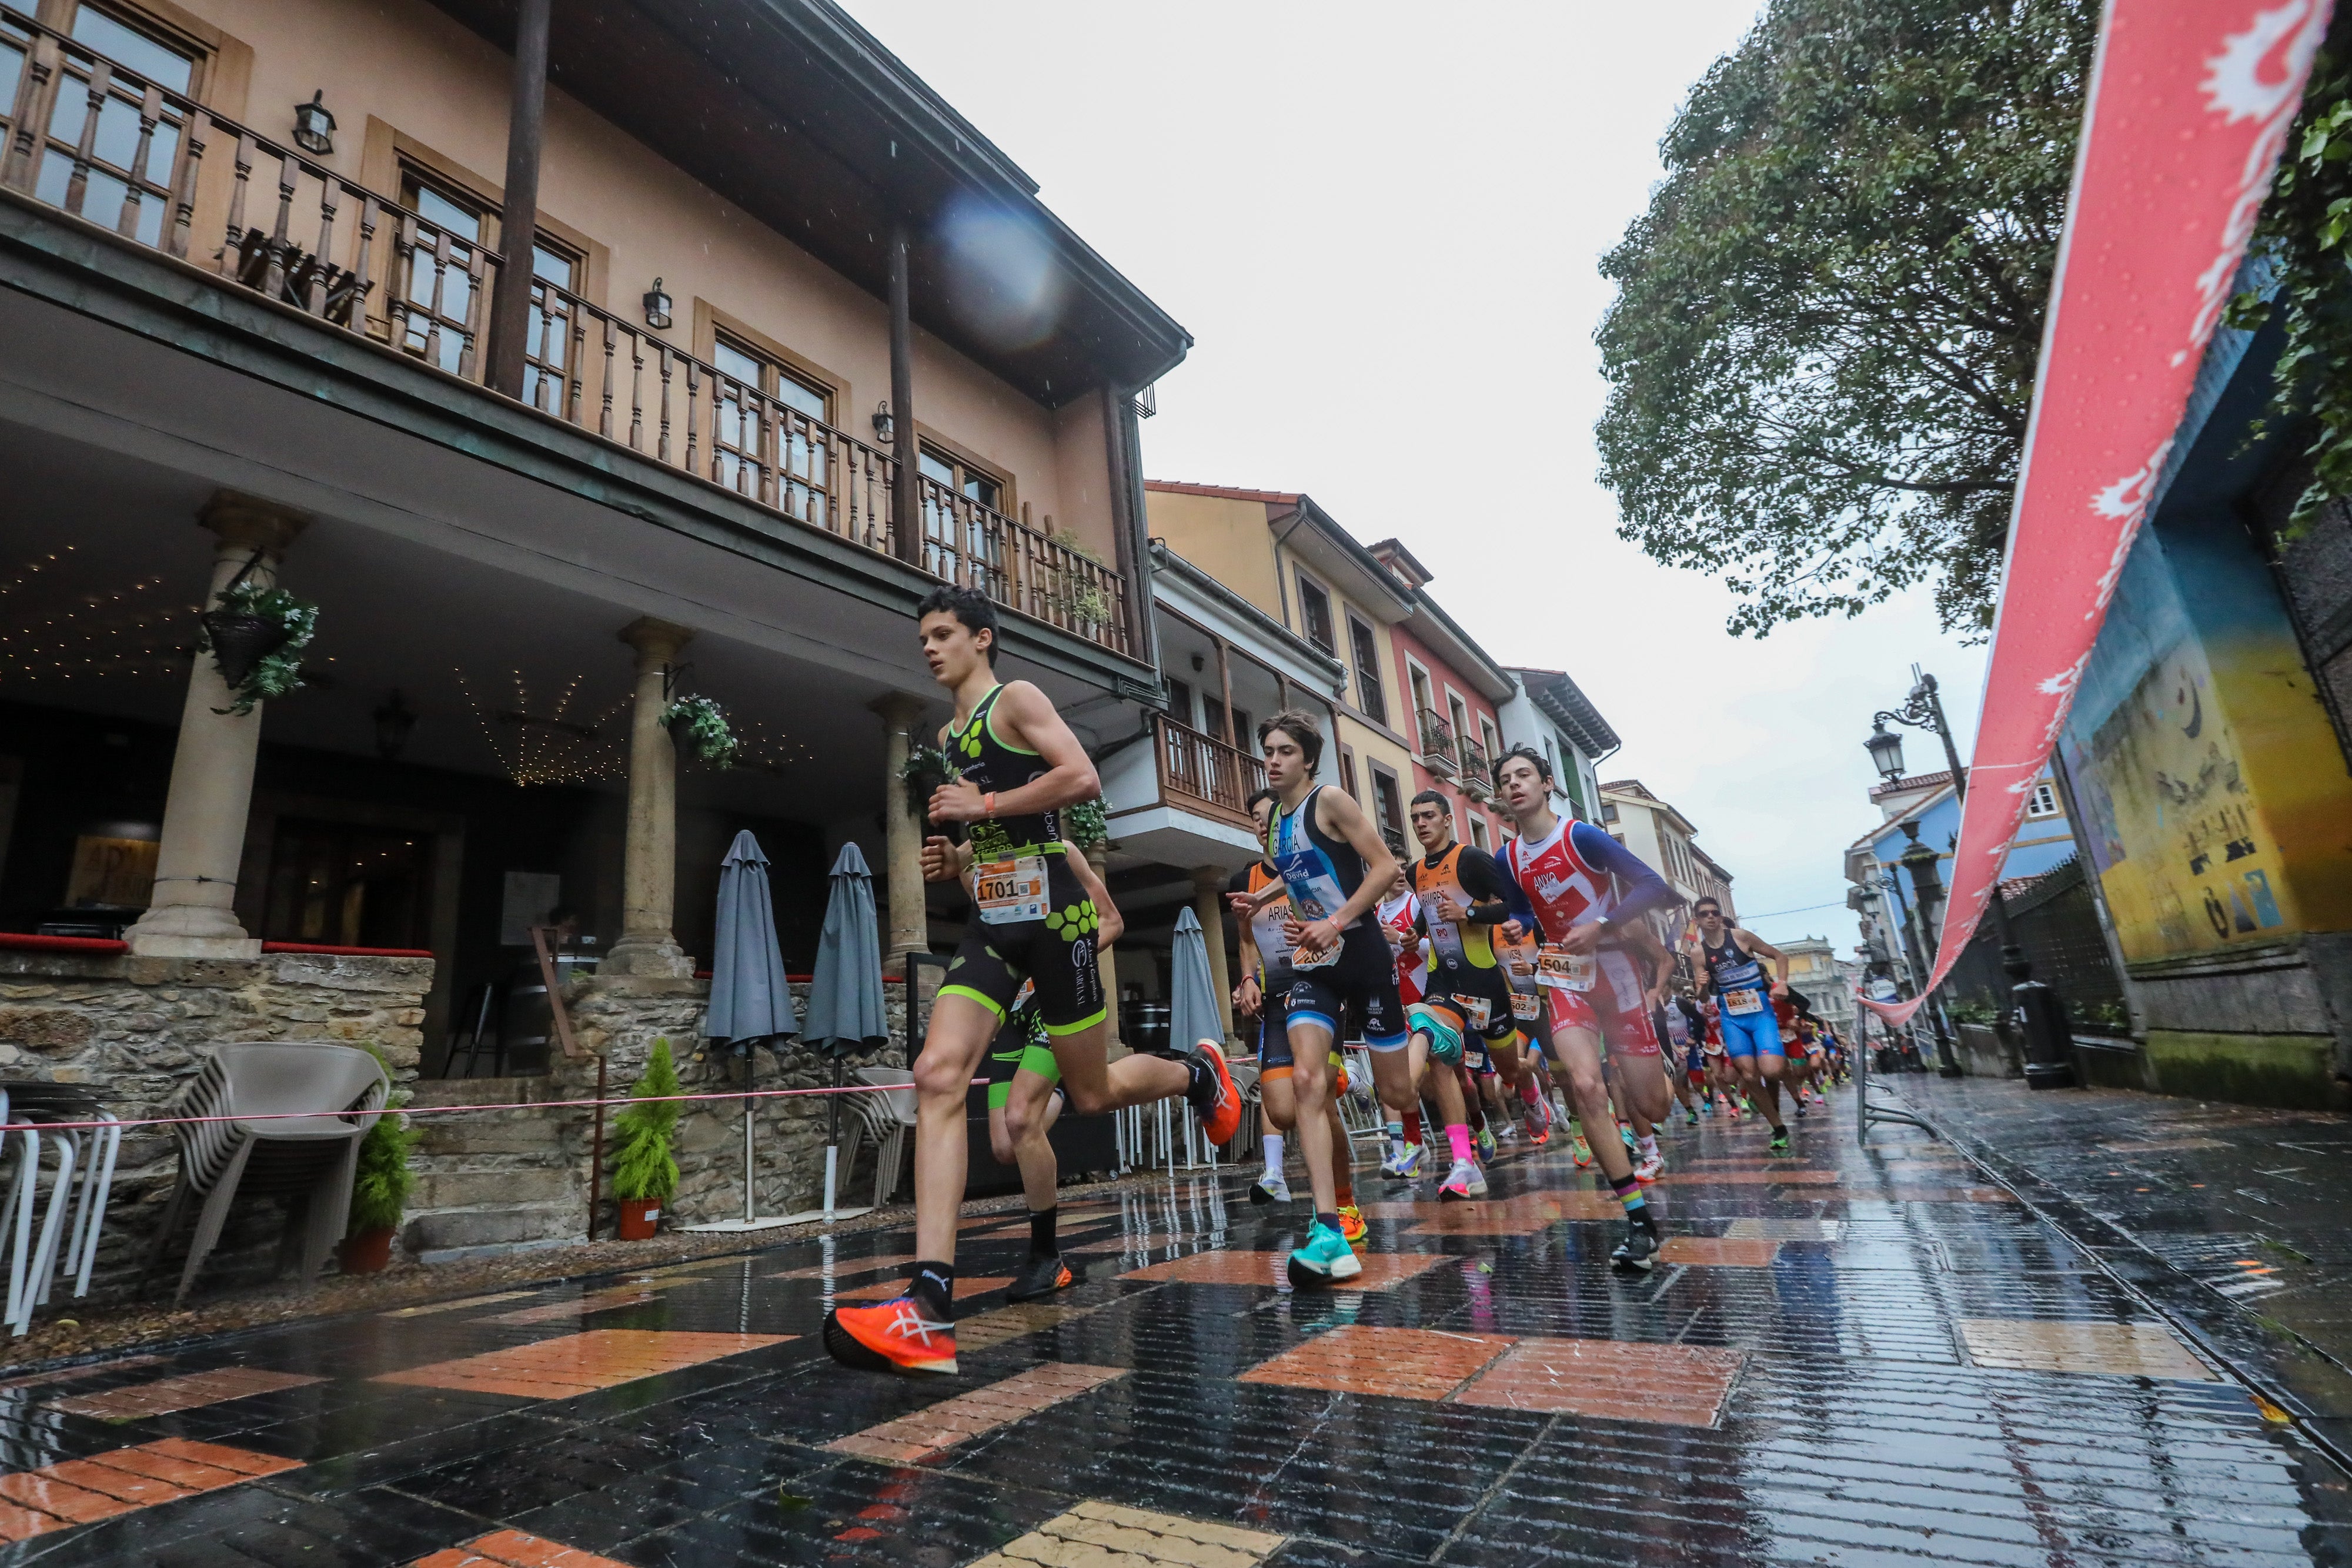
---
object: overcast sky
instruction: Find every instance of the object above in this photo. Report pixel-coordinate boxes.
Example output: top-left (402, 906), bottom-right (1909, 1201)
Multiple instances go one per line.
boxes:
top-left (839, 0), bottom-right (1992, 954)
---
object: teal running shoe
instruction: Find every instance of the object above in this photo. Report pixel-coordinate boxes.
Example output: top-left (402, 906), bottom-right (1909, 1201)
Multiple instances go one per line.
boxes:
top-left (1285, 1220), bottom-right (1364, 1288)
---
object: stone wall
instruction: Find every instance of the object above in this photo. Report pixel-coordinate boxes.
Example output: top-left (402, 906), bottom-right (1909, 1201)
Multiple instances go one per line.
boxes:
top-left (0, 948), bottom-right (432, 1300)
top-left (403, 974), bottom-right (908, 1258)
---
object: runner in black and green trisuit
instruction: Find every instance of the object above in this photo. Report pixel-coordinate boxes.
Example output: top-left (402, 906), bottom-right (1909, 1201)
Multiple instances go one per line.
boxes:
top-left (826, 586), bottom-right (1240, 1377)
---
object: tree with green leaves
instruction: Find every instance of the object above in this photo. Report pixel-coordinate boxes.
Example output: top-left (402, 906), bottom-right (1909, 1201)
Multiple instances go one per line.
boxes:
top-left (610, 1037), bottom-right (683, 1206)
top-left (1596, 0), bottom-right (2097, 638)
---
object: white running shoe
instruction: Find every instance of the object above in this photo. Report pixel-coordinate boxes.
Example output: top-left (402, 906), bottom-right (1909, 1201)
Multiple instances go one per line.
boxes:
top-left (1635, 1149), bottom-right (1666, 1184)
top-left (1251, 1171), bottom-right (1292, 1204)
top-left (1439, 1158), bottom-right (1489, 1200)
top-left (1381, 1144), bottom-right (1424, 1180)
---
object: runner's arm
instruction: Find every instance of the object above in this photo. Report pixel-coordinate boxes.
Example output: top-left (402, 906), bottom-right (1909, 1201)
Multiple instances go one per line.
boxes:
top-left (927, 680), bottom-right (1100, 824)
top-left (1565, 820), bottom-right (1676, 926)
top-left (1453, 846), bottom-right (1515, 925)
top-left (1064, 839), bottom-right (1123, 950)
top-left (1736, 928), bottom-right (1793, 994)
top-left (1493, 853), bottom-right (1544, 945)
top-left (1228, 867), bottom-right (1264, 1012)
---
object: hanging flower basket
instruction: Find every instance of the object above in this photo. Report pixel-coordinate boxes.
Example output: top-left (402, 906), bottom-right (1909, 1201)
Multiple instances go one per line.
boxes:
top-left (1063, 796), bottom-right (1110, 851)
top-left (899, 743), bottom-right (962, 820)
top-left (663, 694), bottom-right (737, 765)
top-left (198, 582), bottom-right (318, 717)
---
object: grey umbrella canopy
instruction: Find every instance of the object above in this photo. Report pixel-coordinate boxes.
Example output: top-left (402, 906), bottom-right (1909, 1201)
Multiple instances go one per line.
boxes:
top-left (1169, 905), bottom-right (1225, 1054)
top-left (802, 842), bottom-right (890, 1057)
top-left (705, 830), bottom-right (799, 1054)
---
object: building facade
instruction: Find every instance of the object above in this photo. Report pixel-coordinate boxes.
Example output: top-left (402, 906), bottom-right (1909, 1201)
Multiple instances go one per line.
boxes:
top-left (1365, 540), bottom-right (1514, 852)
top-left (0, 0), bottom-right (1186, 1257)
top-left (1143, 483), bottom-right (1419, 858)
top-left (1599, 780), bottom-right (1732, 922)
top-left (1776, 934), bottom-right (1857, 1039)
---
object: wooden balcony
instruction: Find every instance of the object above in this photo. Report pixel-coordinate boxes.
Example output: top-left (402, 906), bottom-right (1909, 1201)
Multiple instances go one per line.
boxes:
top-left (1417, 707), bottom-right (1458, 776)
top-left (0, 15), bottom-right (1132, 657)
top-left (1153, 714), bottom-right (1266, 828)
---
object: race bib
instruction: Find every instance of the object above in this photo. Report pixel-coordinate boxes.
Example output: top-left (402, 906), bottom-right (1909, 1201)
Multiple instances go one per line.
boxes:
top-left (1725, 987), bottom-right (1764, 1015)
top-left (1537, 944), bottom-right (1596, 992)
top-left (1511, 990), bottom-right (1541, 1022)
top-left (1454, 994), bottom-right (1491, 1031)
top-left (975, 855), bottom-right (1048, 925)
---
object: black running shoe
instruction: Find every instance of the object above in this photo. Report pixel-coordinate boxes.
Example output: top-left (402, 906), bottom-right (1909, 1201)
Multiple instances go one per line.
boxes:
top-left (1005, 1252), bottom-right (1074, 1303)
top-left (1611, 1213), bottom-right (1661, 1275)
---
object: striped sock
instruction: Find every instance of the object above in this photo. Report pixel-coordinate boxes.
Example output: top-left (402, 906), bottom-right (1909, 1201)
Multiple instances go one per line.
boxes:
top-left (1609, 1173), bottom-right (1647, 1215)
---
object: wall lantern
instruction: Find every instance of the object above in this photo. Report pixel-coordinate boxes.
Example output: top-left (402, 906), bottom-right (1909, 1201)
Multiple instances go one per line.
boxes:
top-left (642, 278), bottom-right (673, 331)
top-left (871, 400), bottom-right (895, 444)
top-left (292, 90), bottom-right (336, 156)
top-left (374, 689), bottom-right (418, 761)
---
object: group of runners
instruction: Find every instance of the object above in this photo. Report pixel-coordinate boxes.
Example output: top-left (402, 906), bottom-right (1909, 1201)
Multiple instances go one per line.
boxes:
top-left (826, 586), bottom-right (1842, 1376)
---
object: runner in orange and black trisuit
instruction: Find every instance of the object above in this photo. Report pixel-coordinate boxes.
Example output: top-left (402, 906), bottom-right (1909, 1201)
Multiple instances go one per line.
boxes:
top-left (1404, 791), bottom-right (1524, 1201)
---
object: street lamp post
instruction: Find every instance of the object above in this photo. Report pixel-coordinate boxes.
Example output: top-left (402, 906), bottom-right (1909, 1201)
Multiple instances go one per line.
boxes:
top-left (1866, 667), bottom-right (2077, 1090)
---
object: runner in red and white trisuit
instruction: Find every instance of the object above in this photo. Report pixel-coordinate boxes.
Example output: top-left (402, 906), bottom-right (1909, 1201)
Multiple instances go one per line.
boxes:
top-left (1489, 745), bottom-right (1675, 1272)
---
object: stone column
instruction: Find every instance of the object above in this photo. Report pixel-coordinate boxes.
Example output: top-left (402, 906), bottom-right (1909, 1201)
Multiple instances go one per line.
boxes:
top-left (1087, 843), bottom-right (1122, 1053)
top-left (870, 693), bottom-right (930, 971)
top-left (128, 495), bottom-right (307, 959)
top-left (603, 617), bottom-right (694, 977)
top-left (1192, 867), bottom-right (1234, 1047)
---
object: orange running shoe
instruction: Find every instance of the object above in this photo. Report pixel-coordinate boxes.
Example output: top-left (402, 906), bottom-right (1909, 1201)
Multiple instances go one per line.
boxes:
top-left (824, 1298), bottom-right (958, 1375)
top-left (1338, 1203), bottom-right (1367, 1243)
top-left (1192, 1040), bottom-right (1242, 1146)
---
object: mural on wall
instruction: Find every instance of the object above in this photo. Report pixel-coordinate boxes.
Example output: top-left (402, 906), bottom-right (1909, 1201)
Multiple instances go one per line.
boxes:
top-left (2077, 633), bottom-right (2298, 958)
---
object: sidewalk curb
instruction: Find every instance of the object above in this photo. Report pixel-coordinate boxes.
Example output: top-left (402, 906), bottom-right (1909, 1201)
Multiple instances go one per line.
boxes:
top-left (1879, 1088), bottom-right (2352, 1482)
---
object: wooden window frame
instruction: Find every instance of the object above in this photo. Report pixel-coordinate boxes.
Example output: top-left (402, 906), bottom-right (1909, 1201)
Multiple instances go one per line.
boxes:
top-left (1294, 571), bottom-right (1336, 656)
top-left (27, 0), bottom-right (236, 107)
top-left (1367, 761), bottom-right (1406, 847)
top-left (1345, 611), bottom-right (1387, 726)
top-left (1337, 741), bottom-right (1359, 801)
top-left (912, 423), bottom-right (1013, 516)
top-left (692, 299), bottom-right (847, 426)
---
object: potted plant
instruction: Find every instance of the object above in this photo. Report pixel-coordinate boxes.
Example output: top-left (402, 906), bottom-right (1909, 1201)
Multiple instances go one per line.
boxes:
top-left (899, 743), bottom-right (962, 821)
top-left (610, 1036), bottom-right (683, 1239)
top-left (341, 1047), bottom-right (416, 1274)
top-left (662, 694), bottom-right (738, 765)
top-left (1063, 795), bottom-right (1110, 852)
top-left (198, 577), bottom-right (319, 717)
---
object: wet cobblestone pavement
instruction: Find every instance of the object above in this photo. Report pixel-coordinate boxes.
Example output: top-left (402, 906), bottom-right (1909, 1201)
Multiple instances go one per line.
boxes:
top-left (2, 1084), bottom-right (2349, 1566)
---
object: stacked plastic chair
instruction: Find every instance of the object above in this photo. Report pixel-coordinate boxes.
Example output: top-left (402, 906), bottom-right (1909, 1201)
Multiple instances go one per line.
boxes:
top-left (142, 1042), bottom-right (388, 1307)
top-left (844, 1067), bottom-right (917, 1207)
top-left (0, 1082), bottom-right (121, 1336)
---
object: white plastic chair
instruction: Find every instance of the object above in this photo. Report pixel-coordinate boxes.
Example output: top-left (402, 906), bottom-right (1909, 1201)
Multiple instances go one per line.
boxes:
top-left (143, 1042), bottom-right (388, 1306)
top-left (0, 1084), bottom-right (121, 1336)
top-left (843, 1068), bottom-right (917, 1206)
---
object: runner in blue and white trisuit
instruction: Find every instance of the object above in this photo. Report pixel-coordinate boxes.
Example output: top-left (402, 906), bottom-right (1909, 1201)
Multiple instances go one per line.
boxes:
top-left (1232, 710), bottom-right (1405, 1286)
top-left (1690, 894), bottom-right (1792, 1154)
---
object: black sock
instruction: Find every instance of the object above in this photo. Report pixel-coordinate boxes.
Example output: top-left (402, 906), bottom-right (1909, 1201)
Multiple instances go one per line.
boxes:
top-left (1316, 1211), bottom-right (1341, 1232)
top-left (1029, 1206), bottom-right (1058, 1258)
top-left (1185, 1054), bottom-right (1210, 1103)
top-left (909, 1260), bottom-right (954, 1321)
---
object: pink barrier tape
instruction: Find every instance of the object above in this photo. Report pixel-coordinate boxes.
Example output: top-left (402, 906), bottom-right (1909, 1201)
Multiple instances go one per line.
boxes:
top-left (0, 1078), bottom-right (980, 1137)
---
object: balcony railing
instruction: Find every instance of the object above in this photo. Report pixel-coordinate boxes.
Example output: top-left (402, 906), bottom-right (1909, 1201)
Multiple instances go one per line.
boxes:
top-left (1459, 735), bottom-right (1491, 791)
top-left (1416, 707), bottom-right (1458, 775)
top-left (1154, 713), bottom-right (1265, 827)
top-left (0, 14), bottom-right (1131, 657)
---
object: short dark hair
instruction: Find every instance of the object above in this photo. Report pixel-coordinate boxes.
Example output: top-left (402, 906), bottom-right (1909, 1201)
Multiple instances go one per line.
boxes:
top-left (916, 585), bottom-right (1000, 665)
top-left (1408, 789), bottom-right (1449, 813)
top-left (1492, 744), bottom-right (1551, 788)
top-left (1245, 787), bottom-right (1278, 814)
top-left (1257, 708), bottom-right (1324, 772)
top-left (1693, 896), bottom-right (1722, 915)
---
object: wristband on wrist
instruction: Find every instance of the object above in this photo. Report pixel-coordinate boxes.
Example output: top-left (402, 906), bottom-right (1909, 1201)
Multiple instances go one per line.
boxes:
top-left (983, 791), bottom-right (997, 816)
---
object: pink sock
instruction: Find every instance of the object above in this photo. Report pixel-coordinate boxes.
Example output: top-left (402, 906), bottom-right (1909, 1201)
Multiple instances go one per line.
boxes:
top-left (1518, 1078), bottom-right (1541, 1105)
top-left (1447, 1123), bottom-right (1475, 1165)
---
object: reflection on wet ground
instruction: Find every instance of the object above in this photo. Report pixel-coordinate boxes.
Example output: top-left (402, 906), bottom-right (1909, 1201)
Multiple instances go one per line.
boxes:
top-left (0, 1084), bottom-right (2345, 1566)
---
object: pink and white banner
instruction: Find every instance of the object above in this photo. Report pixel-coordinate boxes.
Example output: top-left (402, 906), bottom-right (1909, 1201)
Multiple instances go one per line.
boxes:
top-left (1859, 0), bottom-right (2330, 1028)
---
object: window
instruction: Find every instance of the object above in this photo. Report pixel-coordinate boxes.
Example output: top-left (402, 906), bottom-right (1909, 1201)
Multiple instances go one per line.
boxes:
top-left (1600, 800), bottom-right (1619, 825)
top-left (918, 446), bottom-right (1003, 511)
top-left (1296, 575), bottom-right (1335, 654)
top-left (1480, 718), bottom-right (1500, 766)
top-left (1200, 693), bottom-right (1226, 744)
top-left (263, 819), bottom-right (432, 950)
top-left (1338, 743), bottom-right (1358, 800)
top-left (1448, 693), bottom-right (1469, 747)
top-left (18, 3), bottom-right (201, 249)
top-left (2026, 781), bottom-right (2061, 818)
top-left (711, 335), bottom-right (833, 519)
top-left (1369, 764), bottom-right (1406, 855)
top-left (1408, 664), bottom-right (1433, 720)
top-left (393, 171), bottom-right (580, 382)
top-left (1348, 614), bottom-right (1387, 724)
top-left (1468, 814), bottom-right (1488, 852)
top-left (1165, 677), bottom-right (1195, 729)
top-left (919, 444), bottom-right (1010, 587)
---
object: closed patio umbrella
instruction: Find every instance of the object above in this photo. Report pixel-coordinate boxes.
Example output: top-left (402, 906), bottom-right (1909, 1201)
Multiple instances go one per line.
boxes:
top-left (687, 831), bottom-right (799, 1231)
top-left (1168, 906), bottom-right (1227, 1168)
top-left (803, 842), bottom-right (889, 1218)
